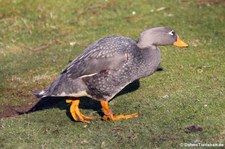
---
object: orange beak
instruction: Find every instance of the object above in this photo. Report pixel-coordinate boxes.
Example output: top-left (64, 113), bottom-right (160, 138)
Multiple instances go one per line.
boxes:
top-left (173, 36), bottom-right (188, 48)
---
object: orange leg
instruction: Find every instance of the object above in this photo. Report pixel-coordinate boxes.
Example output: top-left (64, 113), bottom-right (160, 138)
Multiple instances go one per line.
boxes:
top-left (100, 101), bottom-right (138, 121)
top-left (66, 99), bottom-right (96, 123)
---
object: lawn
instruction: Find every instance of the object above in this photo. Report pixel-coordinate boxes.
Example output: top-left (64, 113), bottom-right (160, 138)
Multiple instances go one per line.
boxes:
top-left (0, 0), bottom-right (225, 148)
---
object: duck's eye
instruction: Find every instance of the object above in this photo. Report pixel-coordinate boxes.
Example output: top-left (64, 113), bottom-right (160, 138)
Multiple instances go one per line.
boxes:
top-left (168, 30), bottom-right (175, 36)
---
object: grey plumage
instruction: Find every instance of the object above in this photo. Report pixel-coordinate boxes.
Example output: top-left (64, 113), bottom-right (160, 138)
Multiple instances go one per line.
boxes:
top-left (37, 27), bottom-right (180, 101)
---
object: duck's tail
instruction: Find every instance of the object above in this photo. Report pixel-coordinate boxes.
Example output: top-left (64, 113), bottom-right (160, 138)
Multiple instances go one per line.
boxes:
top-left (34, 74), bottom-right (64, 98)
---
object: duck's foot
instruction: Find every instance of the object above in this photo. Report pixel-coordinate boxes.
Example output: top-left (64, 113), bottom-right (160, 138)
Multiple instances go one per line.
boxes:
top-left (66, 99), bottom-right (96, 123)
top-left (100, 101), bottom-right (138, 121)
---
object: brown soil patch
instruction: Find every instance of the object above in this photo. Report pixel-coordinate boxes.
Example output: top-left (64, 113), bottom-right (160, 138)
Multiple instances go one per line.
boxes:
top-left (0, 104), bottom-right (33, 119)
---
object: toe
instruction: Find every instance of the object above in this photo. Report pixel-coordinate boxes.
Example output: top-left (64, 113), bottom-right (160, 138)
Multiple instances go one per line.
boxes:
top-left (66, 99), bottom-right (73, 103)
top-left (103, 113), bottom-right (139, 121)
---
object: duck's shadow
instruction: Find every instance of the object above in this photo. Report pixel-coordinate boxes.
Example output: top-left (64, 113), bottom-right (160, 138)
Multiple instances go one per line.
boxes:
top-left (21, 80), bottom-right (140, 120)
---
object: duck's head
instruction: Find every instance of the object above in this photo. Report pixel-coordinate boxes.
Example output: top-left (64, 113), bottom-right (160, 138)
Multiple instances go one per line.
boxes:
top-left (137, 27), bottom-right (188, 49)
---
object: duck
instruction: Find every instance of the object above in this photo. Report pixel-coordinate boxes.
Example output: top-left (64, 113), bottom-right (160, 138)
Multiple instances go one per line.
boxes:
top-left (36, 26), bottom-right (188, 123)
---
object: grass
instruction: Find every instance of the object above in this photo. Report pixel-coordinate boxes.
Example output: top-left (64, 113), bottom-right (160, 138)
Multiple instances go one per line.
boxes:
top-left (0, 0), bottom-right (225, 148)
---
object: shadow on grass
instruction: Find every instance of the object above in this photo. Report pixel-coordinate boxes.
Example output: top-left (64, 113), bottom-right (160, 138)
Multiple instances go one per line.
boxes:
top-left (20, 80), bottom-right (140, 121)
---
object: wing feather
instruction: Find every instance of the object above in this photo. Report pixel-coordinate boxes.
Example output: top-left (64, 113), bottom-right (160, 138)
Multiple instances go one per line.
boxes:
top-left (62, 36), bottom-right (134, 79)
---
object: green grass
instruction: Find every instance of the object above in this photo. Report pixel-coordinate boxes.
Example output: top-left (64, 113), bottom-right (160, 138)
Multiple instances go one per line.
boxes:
top-left (0, 0), bottom-right (225, 148)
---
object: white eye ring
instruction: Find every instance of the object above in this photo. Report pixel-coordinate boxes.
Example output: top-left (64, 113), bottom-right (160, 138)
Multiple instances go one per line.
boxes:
top-left (168, 30), bottom-right (175, 36)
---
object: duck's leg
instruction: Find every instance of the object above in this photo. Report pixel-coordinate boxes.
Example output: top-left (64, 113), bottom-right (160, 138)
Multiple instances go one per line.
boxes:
top-left (66, 99), bottom-right (96, 123)
top-left (100, 101), bottom-right (138, 121)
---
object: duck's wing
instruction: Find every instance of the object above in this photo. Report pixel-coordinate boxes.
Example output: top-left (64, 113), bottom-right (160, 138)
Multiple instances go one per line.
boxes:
top-left (62, 36), bottom-right (134, 79)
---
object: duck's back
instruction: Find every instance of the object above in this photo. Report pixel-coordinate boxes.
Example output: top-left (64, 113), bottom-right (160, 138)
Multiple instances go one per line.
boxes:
top-left (82, 36), bottom-right (136, 58)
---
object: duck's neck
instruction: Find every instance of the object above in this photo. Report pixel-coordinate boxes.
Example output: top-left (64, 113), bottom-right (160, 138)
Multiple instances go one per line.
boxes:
top-left (139, 45), bottom-right (161, 77)
top-left (137, 38), bottom-right (154, 49)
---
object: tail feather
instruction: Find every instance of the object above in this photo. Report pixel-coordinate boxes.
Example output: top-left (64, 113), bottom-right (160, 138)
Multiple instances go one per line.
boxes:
top-left (34, 90), bottom-right (48, 98)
